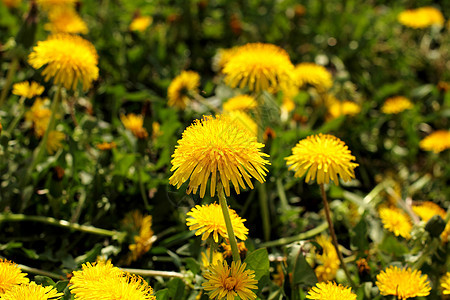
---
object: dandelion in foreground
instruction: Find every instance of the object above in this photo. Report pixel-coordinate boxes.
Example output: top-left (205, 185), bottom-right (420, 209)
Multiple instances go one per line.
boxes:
top-left (46, 130), bottom-right (65, 154)
top-left (12, 81), bottom-right (44, 99)
top-left (398, 7), bottom-right (444, 29)
top-left (167, 70), bottom-right (200, 109)
top-left (129, 15), bottom-right (153, 32)
top-left (381, 96), bottom-right (413, 114)
top-left (285, 134), bottom-right (358, 185)
top-left (213, 47), bottom-right (239, 72)
top-left (376, 266), bottom-right (431, 299)
top-left (223, 43), bottom-right (296, 93)
top-left (0, 259), bottom-right (29, 293)
top-left (314, 235), bottom-right (339, 282)
top-left (378, 206), bottom-right (412, 239)
top-left (327, 100), bottom-right (361, 120)
top-left (28, 33), bottom-right (99, 91)
top-left (186, 203), bottom-right (248, 243)
top-left (226, 110), bottom-right (257, 136)
top-left (419, 130), bottom-right (450, 153)
top-left (169, 115), bottom-right (270, 198)
top-left (222, 95), bottom-right (257, 112)
top-left (441, 272), bottom-right (450, 295)
top-left (0, 282), bottom-right (63, 300)
top-left (294, 63), bottom-right (333, 92)
top-left (203, 260), bottom-right (258, 300)
top-left (120, 113), bottom-right (148, 139)
top-left (306, 281), bottom-right (356, 300)
top-left (44, 8), bottom-right (89, 34)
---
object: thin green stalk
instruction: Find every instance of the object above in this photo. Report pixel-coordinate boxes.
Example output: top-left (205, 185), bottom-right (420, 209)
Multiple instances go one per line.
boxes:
top-left (0, 213), bottom-right (126, 242)
top-left (120, 268), bottom-right (184, 278)
top-left (0, 57), bottom-right (19, 107)
top-left (17, 264), bottom-right (64, 280)
top-left (320, 184), bottom-right (356, 289)
top-left (136, 161), bottom-right (150, 210)
top-left (217, 182), bottom-right (241, 262)
top-left (259, 221), bottom-right (328, 248)
top-left (209, 239), bottom-right (214, 264)
top-left (6, 96), bottom-right (26, 134)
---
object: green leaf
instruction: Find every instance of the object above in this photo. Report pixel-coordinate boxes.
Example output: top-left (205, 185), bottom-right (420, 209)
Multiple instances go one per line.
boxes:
top-left (167, 278), bottom-right (185, 299)
top-left (244, 248), bottom-right (270, 281)
top-left (288, 244), bottom-right (317, 287)
top-left (185, 257), bottom-right (201, 274)
top-left (379, 234), bottom-right (409, 256)
top-left (351, 215), bottom-right (369, 253)
top-left (34, 276), bottom-right (56, 287)
top-left (154, 288), bottom-right (169, 300)
top-left (55, 280), bottom-right (69, 293)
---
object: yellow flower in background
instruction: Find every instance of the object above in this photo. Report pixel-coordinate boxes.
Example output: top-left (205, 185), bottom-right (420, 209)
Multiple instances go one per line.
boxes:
top-left (223, 43), bottom-right (296, 93)
top-left (201, 248), bottom-right (224, 268)
top-left (419, 130), bottom-right (450, 153)
top-left (36, 0), bottom-right (77, 10)
top-left (285, 134), bottom-right (358, 185)
top-left (0, 282), bottom-right (63, 300)
top-left (151, 122), bottom-right (162, 140)
top-left (222, 95), bottom-right (257, 112)
top-left (0, 259), bottom-right (29, 293)
top-left (327, 100), bottom-right (361, 120)
top-left (25, 98), bottom-right (52, 137)
top-left (381, 96), bottom-right (413, 114)
top-left (306, 281), bottom-right (356, 300)
top-left (186, 203), bottom-right (248, 243)
top-left (28, 34), bottom-right (99, 91)
top-left (378, 206), bottom-right (412, 239)
top-left (12, 81), bottom-right (44, 99)
top-left (46, 130), bottom-right (65, 154)
top-left (412, 201), bottom-right (450, 242)
top-left (203, 260), bottom-right (258, 300)
top-left (44, 8), bottom-right (89, 34)
top-left (314, 235), bottom-right (340, 282)
top-left (221, 241), bottom-right (247, 258)
top-left (398, 7), bottom-right (445, 29)
top-left (169, 115), bottom-right (270, 198)
top-left (226, 110), bottom-right (257, 136)
top-left (129, 15), bottom-right (153, 32)
top-left (96, 141), bottom-right (117, 150)
top-left (128, 214), bottom-right (154, 263)
top-left (294, 63), bottom-right (333, 92)
top-left (441, 272), bottom-right (450, 295)
top-left (213, 47), bottom-right (240, 72)
top-left (376, 266), bottom-right (431, 299)
top-left (2, 0), bottom-right (21, 8)
top-left (281, 97), bottom-right (295, 113)
top-left (167, 70), bottom-right (200, 109)
top-left (120, 113), bottom-right (148, 139)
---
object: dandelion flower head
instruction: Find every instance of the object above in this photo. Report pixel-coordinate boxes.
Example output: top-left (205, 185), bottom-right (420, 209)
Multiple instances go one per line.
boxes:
top-left (285, 134), bottom-right (358, 185)
top-left (70, 260), bottom-right (123, 295)
top-left (201, 248), bottom-right (224, 268)
top-left (223, 43), bottom-right (296, 93)
top-left (0, 259), bottom-right (29, 293)
top-left (46, 130), bottom-right (65, 154)
top-left (96, 141), bottom-right (117, 151)
top-left (398, 7), bottom-right (445, 29)
top-left (222, 95), bottom-right (257, 112)
top-left (36, 0), bottom-right (77, 10)
top-left (0, 282), bottom-right (63, 300)
top-left (169, 115), bottom-right (270, 198)
top-left (2, 0), bottom-right (21, 8)
top-left (412, 201), bottom-right (450, 242)
top-left (381, 96), bottom-right (413, 114)
top-left (226, 110), bottom-right (257, 137)
top-left (100, 273), bottom-right (155, 300)
top-left (28, 33), bottom-right (99, 91)
top-left (328, 100), bottom-right (361, 120)
top-left (379, 206), bottom-right (412, 239)
top-left (120, 113), bottom-right (148, 139)
top-left (213, 47), bottom-right (240, 72)
top-left (12, 81), bottom-right (44, 99)
top-left (167, 70), bottom-right (200, 109)
top-left (419, 130), bottom-right (450, 153)
top-left (441, 272), bottom-right (450, 295)
top-left (186, 203), bottom-right (248, 243)
top-left (294, 63), bottom-right (333, 92)
top-left (203, 260), bottom-right (258, 300)
top-left (306, 281), bottom-right (356, 300)
top-left (129, 16), bottom-right (153, 32)
top-left (314, 235), bottom-right (339, 282)
top-left (376, 266), bottom-right (431, 299)
top-left (25, 98), bottom-right (51, 137)
top-left (221, 241), bottom-right (247, 259)
top-left (44, 7), bottom-right (89, 34)
top-left (128, 214), bottom-right (154, 263)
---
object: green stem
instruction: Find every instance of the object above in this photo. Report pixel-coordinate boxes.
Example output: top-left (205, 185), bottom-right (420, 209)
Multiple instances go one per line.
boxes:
top-left (217, 182), bottom-right (241, 262)
top-left (0, 57), bottom-right (19, 107)
top-left (209, 239), bottom-right (214, 264)
top-left (6, 96), bottom-right (26, 134)
top-left (17, 264), bottom-right (64, 280)
top-left (120, 268), bottom-right (184, 278)
top-left (136, 161), bottom-right (150, 210)
top-left (320, 184), bottom-right (356, 289)
top-left (0, 213), bottom-right (126, 242)
top-left (259, 222), bottom-right (328, 248)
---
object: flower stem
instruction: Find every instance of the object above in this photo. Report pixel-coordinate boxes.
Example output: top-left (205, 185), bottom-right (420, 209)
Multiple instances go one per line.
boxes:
top-left (217, 182), bottom-right (241, 262)
top-left (6, 96), bottom-right (26, 134)
top-left (17, 263), bottom-right (64, 280)
top-left (259, 221), bottom-right (328, 248)
top-left (0, 57), bottom-right (19, 107)
top-left (320, 184), bottom-right (356, 289)
top-left (120, 268), bottom-right (184, 278)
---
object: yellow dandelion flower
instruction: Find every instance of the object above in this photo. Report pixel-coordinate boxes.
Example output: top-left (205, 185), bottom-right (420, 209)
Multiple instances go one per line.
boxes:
top-left (379, 206), bottom-right (412, 239)
top-left (28, 34), bottom-right (99, 91)
top-left (328, 100), bottom-right (361, 120)
top-left (0, 259), bottom-right (29, 293)
top-left (201, 248), bottom-right (224, 268)
top-left (2, 0), bottom-right (21, 8)
top-left (222, 95), bottom-right (257, 112)
top-left (376, 266), bottom-right (431, 299)
top-left (186, 203), bottom-right (248, 243)
top-left (1, 282), bottom-right (63, 300)
top-left (419, 130), bottom-right (450, 153)
top-left (128, 214), bottom-right (154, 262)
top-left (381, 96), bottom-right (413, 114)
top-left (96, 141), bottom-right (117, 150)
top-left (169, 115), bottom-right (270, 198)
top-left (167, 70), bottom-right (200, 109)
top-left (120, 113), bottom-right (148, 139)
top-left (314, 235), bottom-right (340, 282)
top-left (129, 16), bottom-right (153, 32)
top-left (413, 201), bottom-right (446, 222)
top-left (441, 272), bottom-right (450, 295)
top-left (12, 81), bottom-right (45, 99)
top-left (151, 122), bottom-right (162, 140)
top-left (25, 98), bottom-right (51, 137)
top-left (46, 130), bottom-right (64, 154)
top-left (226, 110), bottom-right (257, 137)
top-left (285, 134), bottom-right (358, 185)
top-left (36, 0), bottom-right (77, 10)
top-left (221, 241), bottom-right (247, 259)
top-left (294, 63), bottom-right (333, 92)
top-left (281, 97), bottom-right (295, 113)
top-left (213, 47), bottom-right (240, 72)
top-left (398, 7), bottom-right (445, 29)
top-left (272, 264), bottom-right (285, 287)
top-left (44, 8), bottom-right (88, 34)
top-left (100, 273), bottom-right (155, 300)
top-left (70, 261), bottom-right (123, 293)
top-left (223, 43), bottom-right (296, 93)
top-left (203, 260), bottom-right (258, 300)
top-left (306, 281), bottom-right (356, 300)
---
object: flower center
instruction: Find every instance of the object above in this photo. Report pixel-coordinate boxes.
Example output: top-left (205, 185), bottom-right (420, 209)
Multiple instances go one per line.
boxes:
top-left (224, 277), bottom-right (237, 290)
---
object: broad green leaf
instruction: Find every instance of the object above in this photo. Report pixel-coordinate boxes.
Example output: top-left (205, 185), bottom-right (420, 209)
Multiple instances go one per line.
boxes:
top-left (244, 248), bottom-right (270, 281)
